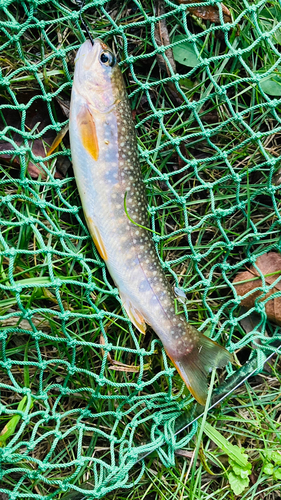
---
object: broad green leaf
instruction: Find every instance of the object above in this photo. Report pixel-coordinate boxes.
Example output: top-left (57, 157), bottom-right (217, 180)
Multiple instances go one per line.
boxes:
top-left (273, 467), bottom-right (281, 480)
top-left (228, 471), bottom-right (249, 495)
top-left (263, 462), bottom-right (274, 475)
top-left (231, 463), bottom-right (251, 479)
top-left (203, 422), bottom-right (249, 468)
top-left (173, 35), bottom-right (200, 68)
top-left (271, 451), bottom-right (281, 465)
top-left (178, 77), bottom-right (194, 89)
top-left (260, 75), bottom-right (281, 96)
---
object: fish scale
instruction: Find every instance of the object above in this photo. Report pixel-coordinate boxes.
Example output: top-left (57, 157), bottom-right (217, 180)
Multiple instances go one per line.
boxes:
top-left (69, 39), bottom-right (232, 405)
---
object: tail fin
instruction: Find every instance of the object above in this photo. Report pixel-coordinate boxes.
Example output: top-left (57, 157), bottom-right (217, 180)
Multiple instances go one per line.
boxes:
top-left (168, 329), bottom-right (232, 406)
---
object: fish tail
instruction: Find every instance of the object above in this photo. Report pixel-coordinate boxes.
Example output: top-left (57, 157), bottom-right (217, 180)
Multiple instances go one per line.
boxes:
top-left (167, 329), bottom-right (232, 406)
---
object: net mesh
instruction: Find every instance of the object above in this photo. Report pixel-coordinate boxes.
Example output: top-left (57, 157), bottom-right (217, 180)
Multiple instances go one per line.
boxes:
top-left (0, 0), bottom-right (281, 498)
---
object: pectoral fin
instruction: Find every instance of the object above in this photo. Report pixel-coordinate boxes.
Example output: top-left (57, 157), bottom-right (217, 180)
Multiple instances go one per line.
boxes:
top-left (86, 217), bottom-right (107, 261)
top-left (77, 104), bottom-right (99, 160)
top-left (120, 292), bottom-right (146, 334)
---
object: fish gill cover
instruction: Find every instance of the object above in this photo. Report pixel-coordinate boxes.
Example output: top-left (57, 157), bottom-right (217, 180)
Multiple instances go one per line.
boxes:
top-left (0, 0), bottom-right (280, 498)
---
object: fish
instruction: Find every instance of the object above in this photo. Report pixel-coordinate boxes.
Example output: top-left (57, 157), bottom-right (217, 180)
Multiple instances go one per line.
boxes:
top-left (69, 38), bottom-right (232, 405)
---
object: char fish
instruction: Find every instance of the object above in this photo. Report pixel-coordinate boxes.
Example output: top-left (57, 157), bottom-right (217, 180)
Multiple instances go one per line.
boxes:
top-left (69, 39), bottom-right (231, 405)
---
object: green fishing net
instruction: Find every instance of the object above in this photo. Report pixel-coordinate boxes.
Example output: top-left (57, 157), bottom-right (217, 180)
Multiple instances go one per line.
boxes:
top-left (0, 0), bottom-right (281, 498)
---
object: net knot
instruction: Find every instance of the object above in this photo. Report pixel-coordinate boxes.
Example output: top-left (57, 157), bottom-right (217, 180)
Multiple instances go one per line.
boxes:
top-left (98, 376), bottom-right (106, 386)
top-left (232, 173), bottom-right (241, 183)
top-left (76, 423), bottom-right (85, 432)
top-left (211, 314), bottom-right (219, 324)
top-left (126, 55), bottom-right (134, 64)
top-left (268, 185), bottom-right (277, 195)
top-left (61, 311), bottom-right (70, 321)
top-left (249, 254), bottom-right (257, 264)
top-left (234, 48), bottom-right (243, 56)
top-left (67, 339), bottom-right (77, 348)
top-left (220, 262), bottom-right (229, 271)
top-left (2, 194), bottom-right (11, 203)
top-left (21, 387), bottom-right (31, 396)
top-left (22, 309), bottom-right (33, 320)
top-left (60, 483), bottom-right (69, 493)
top-left (71, 205), bottom-right (79, 214)
top-left (141, 82), bottom-right (151, 91)
top-left (32, 331), bottom-right (42, 340)
top-left (261, 31), bottom-right (270, 40)
top-left (246, 4), bottom-right (257, 12)
top-left (38, 20), bottom-right (46, 29)
top-left (8, 247), bottom-right (16, 257)
top-left (36, 201), bottom-right (46, 209)
top-left (254, 301), bottom-right (265, 314)
top-left (0, 77), bottom-right (10, 87)
top-left (192, 254), bottom-right (201, 262)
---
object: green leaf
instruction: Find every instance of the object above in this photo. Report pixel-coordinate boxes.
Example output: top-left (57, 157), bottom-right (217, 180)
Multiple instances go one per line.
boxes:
top-left (263, 450), bottom-right (273, 461)
top-left (273, 467), bottom-right (281, 480)
top-left (228, 472), bottom-right (249, 495)
top-left (0, 396), bottom-right (33, 446)
top-left (259, 74), bottom-right (281, 96)
top-left (271, 451), bottom-right (281, 465)
top-left (173, 35), bottom-right (200, 68)
top-left (263, 462), bottom-right (274, 475)
top-left (178, 77), bottom-right (194, 89)
top-left (231, 463), bottom-right (251, 479)
top-left (203, 422), bottom-right (250, 468)
top-left (0, 397), bottom-right (27, 445)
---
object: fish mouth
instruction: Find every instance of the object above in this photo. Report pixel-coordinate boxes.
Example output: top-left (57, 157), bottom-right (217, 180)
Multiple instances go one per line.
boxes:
top-left (75, 39), bottom-right (98, 69)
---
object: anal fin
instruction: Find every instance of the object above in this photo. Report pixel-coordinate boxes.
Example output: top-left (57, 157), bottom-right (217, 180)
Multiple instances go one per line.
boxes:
top-left (86, 217), bottom-right (107, 261)
top-left (120, 292), bottom-right (146, 334)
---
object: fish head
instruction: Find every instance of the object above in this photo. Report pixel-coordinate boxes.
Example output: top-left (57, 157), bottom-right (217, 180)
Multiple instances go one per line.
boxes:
top-left (73, 39), bottom-right (123, 112)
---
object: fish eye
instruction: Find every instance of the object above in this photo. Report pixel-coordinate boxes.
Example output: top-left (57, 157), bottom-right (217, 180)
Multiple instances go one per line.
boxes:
top-left (100, 51), bottom-right (115, 67)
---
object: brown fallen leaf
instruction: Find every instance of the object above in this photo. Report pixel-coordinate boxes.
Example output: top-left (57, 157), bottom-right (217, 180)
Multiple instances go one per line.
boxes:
top-left (155, 0), bottom-right (176, 75)
top-left (154, 0), bottom-right (184, 106)
top-left (0, 92), bottom-right (70, 179)
top-left (178, 0), bottom-right (232, 24)
top-left (175, 449), bottom-right (195, 459)
top-left (233, 252), bottom-right (281, 326)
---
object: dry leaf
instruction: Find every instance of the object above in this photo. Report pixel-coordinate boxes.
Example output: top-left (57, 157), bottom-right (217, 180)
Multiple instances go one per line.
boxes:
top-left (108, 363), bottom-right (140, 373)
top-left (178, 0), bottom-right (232, 24)
top-left (0, 92), bottom-right (70, 179)
top-left (155, 0), bottom-right (176, 75)
top-left (154, 0), bottom-right (184, 106)
top-left (175, 449), bottom-right (195, 459)
top-left (233, 252), bottom-right (281, 326)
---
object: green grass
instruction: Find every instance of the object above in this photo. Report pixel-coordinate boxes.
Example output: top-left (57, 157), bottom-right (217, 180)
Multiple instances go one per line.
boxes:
top-left (0, 0), bottom-right (281, 498)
